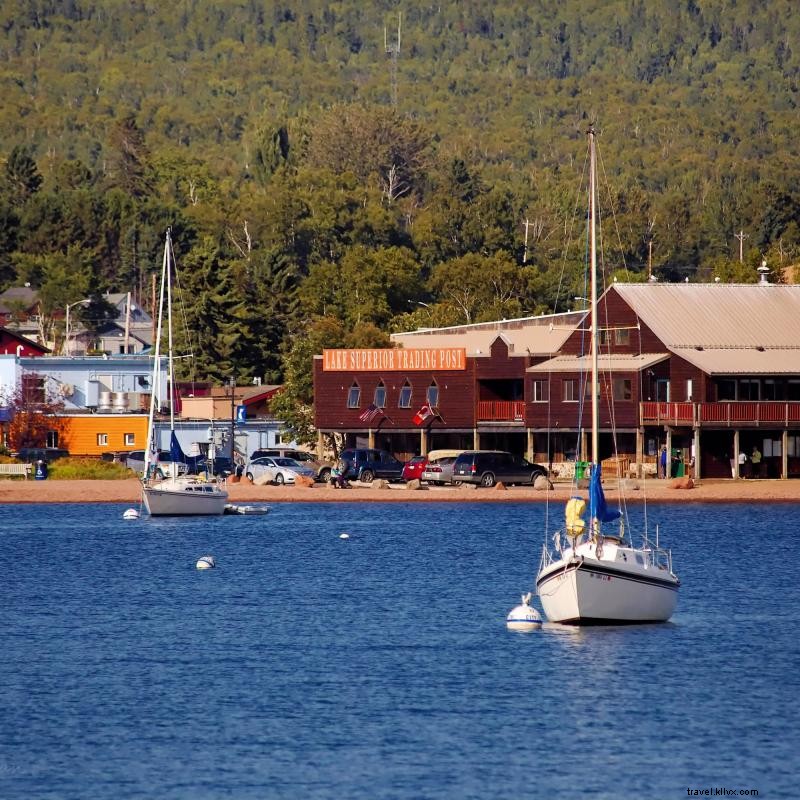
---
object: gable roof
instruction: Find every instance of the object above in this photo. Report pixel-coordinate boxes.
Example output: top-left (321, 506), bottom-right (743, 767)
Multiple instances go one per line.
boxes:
top-left (391, 311), bottom-right (584, 357)
top-left (527, 353), bottom-right (669, 374)
top-left (612, 283), bottom-right (800, 374)
top-left (0, 286), bottom-right (39, 314)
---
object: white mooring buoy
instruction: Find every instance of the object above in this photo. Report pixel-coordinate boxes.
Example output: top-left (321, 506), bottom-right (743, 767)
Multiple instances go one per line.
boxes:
top-left (339, 533), bottom-right (350, 540)
top-left (196, 555), bottom-right (216, 570)
top-left (122, 508), bottom-right (139, 520)
top-left (506, 592), bottom-right (542, 631)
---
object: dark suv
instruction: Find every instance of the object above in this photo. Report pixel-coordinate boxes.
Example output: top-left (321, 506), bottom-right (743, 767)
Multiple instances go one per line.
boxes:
top-left (452, 450), bottom-right (547, 487)
top-left (339, 448), bottom-right (405, 483)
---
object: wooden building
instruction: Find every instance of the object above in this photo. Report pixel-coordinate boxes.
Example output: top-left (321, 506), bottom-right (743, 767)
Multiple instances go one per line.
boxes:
top-left (313, 283), bottom-right (800, 479)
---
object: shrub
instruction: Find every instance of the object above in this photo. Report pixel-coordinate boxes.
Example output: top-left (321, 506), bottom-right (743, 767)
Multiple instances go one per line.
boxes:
top-left (47, 458), bottom-right (133, 480)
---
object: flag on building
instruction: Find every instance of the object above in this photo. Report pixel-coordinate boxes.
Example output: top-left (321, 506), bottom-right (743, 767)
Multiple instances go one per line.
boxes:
top-left (359, 403), bottom-right (383, 424)
top-left (412, 404), bottom-right (435, 426)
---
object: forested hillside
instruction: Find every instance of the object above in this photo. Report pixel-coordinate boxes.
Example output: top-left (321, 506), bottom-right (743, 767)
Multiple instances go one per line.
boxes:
top-left (1, 1), bottom-right (799, 416)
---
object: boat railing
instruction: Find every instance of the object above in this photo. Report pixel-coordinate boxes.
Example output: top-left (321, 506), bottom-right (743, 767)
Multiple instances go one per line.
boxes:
top-left (641, 536), bottom-right (673, 573)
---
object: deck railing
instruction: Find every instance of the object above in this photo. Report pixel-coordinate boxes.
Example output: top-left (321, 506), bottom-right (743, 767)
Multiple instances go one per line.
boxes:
top-left (477, 400), bottom-right (526, 422)
top-left (640, 401), bottom-right (800, 427)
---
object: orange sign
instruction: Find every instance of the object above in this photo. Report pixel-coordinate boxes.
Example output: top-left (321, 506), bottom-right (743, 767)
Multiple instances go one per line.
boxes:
top-left (323, 348), bottom-right (467, 372)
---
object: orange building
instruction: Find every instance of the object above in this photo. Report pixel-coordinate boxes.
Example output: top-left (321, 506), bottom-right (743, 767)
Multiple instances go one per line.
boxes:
top-left (59, 414), bottom-right (149, 456)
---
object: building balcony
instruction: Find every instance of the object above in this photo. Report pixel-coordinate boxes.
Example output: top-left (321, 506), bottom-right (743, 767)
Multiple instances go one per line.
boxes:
top-left (641, 401), bottom-right (800, 427)
top-left (477, 400), bottom-right (525, 422)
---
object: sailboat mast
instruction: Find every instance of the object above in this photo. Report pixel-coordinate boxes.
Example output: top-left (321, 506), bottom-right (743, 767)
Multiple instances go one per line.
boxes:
top-left (144, 232), bottom-right (168, 475)
top-left (589, 127), bottom-right (599, 467)
top-left (166, 230), bottom-right (176, 433)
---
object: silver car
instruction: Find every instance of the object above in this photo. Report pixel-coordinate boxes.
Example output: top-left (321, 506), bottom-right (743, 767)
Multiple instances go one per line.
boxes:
top-left (245, 456), bottom-right (316, 485)
top-left (421, 455), bottom-right (460, 485)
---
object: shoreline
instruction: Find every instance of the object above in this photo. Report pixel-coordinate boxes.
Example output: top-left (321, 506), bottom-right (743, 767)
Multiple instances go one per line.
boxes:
top-left (2, 477), bottom-right (800, 504)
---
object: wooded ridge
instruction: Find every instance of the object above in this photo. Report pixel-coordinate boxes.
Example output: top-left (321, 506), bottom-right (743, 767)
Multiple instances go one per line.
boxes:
top-left (1, 1), bottom-right (798, 439)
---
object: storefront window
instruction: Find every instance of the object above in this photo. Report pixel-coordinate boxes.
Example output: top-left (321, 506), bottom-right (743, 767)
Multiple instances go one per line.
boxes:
top-left (374, 382), bottom-right (387, 408)
top-left (426, 382), bottom-right (439, 407)
top-left (398, 381), bottom-right (412, 408)
top-left (347, 383), bottom-right (361, 408)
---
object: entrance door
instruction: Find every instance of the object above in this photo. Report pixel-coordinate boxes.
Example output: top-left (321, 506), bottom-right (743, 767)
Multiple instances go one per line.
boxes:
top-left (655, 379), bottom-right (670, 402)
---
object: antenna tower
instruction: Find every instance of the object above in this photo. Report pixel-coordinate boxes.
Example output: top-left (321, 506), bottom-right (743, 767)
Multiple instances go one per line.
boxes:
top-left (385, 12), bottom-right (402, 107)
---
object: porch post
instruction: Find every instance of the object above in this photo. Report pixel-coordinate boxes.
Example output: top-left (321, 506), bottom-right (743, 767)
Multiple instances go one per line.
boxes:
top-left (317, 428), bottom-right (324, 459)
top-left (733, 429), bottom-right (740, 478)
top-left (420, 427), bottom-right (427, 456)
top-left (782, 430), bottom-right (789, 480)
top-left (635, 427), bottom-right (643, 479)
top-left (665, 427), bottom-right (673, 479)
top-left (368, 429), bottom-right (375, 448)
top-left (473, 428), bottom-right (480, 449)
top-left (693, 427), bottom-right (701, 480)
top-left (526, 428), bottom-right (534, 462)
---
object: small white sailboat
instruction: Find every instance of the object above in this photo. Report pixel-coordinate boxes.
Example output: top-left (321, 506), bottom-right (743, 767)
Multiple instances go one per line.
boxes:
top-left (535, 128), bottom-right (679, 624)
top-left (142, 230), bottom-right (228, 517)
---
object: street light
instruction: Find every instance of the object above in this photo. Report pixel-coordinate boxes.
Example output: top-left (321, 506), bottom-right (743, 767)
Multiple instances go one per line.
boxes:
top-left (64, 299), bottom-right (89, 356)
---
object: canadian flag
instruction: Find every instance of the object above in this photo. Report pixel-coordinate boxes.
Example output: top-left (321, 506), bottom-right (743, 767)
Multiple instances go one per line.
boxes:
top-left (412, 404), bottom-right (434, 426)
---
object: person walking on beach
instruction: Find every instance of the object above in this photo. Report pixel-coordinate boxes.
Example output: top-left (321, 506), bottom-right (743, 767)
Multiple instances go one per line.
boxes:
top-left (659, 445), bottom-right (668, 479)
top-left (751, 446), bottom-right (762, 478)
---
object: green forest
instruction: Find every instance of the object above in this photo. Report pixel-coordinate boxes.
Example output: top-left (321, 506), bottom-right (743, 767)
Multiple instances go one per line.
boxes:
top-left (2, 1), bottom-right (800, 434)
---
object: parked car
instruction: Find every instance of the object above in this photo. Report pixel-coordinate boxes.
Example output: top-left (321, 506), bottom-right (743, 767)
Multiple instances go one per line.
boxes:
top-left (421, 455), bottom-right (461, 485)
top-left (17, 447), bottom-right (70, 463)
top-left (249, 448), bottom-right (333, 482)
top-left (186, 456), bottom-right (234, 478)
top-left (338, 448), bottom-right (406, 483)
top-left (452, 450), bottom-right (547, 487)
top-left (125, 450), bottom-right (186, 477)
top-left (402, 455), bottom-right (428, 482)
top-left (245, 456), bottom-right (316, 485)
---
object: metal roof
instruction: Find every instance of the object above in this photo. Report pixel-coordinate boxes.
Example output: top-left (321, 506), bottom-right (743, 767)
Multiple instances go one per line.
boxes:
top-left (391, 311), bottom-right (584, 357)
top-left (527, 353), bottom-right (670, 374)
top-left (612, 283), bottom-right (800, 375)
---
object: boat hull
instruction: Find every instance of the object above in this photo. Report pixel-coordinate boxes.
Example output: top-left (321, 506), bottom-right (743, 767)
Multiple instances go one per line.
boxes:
top-left (143, 480), bottom-right (228, 516)
top-left (537, 557), bottom-right (679, 625)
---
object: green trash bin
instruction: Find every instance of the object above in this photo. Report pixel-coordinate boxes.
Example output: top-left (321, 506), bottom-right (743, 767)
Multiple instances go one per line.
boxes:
top-left (575, 461), bottom-right (588, 480)
top-left (671, 449), bottom-right (684, 478)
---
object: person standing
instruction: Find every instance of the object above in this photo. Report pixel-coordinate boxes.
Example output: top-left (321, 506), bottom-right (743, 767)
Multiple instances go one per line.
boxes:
top-left (659, 445), bottom-right (667, 479)
top-left (738, 449), bottom-right (748, 478)
top-left (751, 446), bottom-right (762, 478)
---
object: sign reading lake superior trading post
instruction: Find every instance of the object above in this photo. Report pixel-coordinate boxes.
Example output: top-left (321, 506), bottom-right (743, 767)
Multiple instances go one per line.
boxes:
top-left (323, 348), bottom-right (467, 371)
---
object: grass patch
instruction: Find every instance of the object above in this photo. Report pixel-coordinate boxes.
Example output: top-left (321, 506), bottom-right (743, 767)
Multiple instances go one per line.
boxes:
top-left (47, 458), bottom-right (135, 480)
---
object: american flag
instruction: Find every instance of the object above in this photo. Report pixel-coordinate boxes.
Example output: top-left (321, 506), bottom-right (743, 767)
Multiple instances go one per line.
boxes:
top-left (359, 403), bottom-right (383, 424)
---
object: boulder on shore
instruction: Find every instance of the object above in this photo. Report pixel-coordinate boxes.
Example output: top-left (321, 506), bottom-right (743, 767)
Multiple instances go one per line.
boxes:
top-left (371, 479), bottom-right (390, 489)
top-left (294, 475), bottom-right (315, 488)
top-left (533, 475), bottom-right (553, 491)
top-left (494, 481), bottom-right (508, 491)
top-left (405, 479), bottom-right (427, 490)
top-left (669, 477), bottom-right (694, 490)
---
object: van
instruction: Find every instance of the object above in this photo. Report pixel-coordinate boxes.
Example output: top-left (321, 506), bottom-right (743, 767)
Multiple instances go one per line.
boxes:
top-left (248, 448), bottom-right (332, 482)
top-left (17, 447), bottom-right (70, 463)
top-left (452, 450), bottom-right (546, 487)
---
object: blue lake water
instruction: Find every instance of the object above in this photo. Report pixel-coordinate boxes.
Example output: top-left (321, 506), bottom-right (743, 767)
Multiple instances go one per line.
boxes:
top-left (1, 501), bottom-right (797, 799)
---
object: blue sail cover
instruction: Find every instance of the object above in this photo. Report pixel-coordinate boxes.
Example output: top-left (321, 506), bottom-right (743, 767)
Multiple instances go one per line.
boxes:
top-left (589, 464), bottom-right (621, 524)
top-left (169, 431), bottom-right (188, 464)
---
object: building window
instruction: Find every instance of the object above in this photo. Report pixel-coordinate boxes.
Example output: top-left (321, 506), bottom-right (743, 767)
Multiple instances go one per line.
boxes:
top-left (124, 433), bottom-right (136, 446)
top-left (686, 379), bottom-right (694, 402)
top-left (613, 379), bottom-right (632, 401)
top-left (788, 381), bottom-right (800, 401)
top-left (374, 382), bottom-right (387, 408)
top-left (347, 383), bottom-right (361, 408)
top-left (21, 374), bottom-right (46, 404)
top-left (398, 381), bottom-right (412, 408)
top-left (97, 433), bottom-right (108, 446)
top-left (426, 381), bottom-right (439, 407)
top-left (717, 379), bottom-right (736, 401)
top-left (532, 379), bottom-right (549, 403)
top-left (738, 379), bottom-right (759, 401)
top-left (615, 328), bottom-right (630, 346)
top-left (563, 379), bottom-right (578, 402)
top-left (46, 431), bottom-right (59, 448)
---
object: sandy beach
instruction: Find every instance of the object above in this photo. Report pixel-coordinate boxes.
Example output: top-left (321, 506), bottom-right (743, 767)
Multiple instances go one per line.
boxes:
top-left (2, 476), bottom-right (800, 504)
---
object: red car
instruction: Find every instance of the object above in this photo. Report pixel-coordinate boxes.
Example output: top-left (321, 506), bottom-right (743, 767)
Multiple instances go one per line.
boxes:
top-left (402, 455), bottom-right (428, 481)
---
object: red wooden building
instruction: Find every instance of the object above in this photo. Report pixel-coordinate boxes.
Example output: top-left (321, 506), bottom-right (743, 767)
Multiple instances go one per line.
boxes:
top-left (313, 282), bottom-right (800, 479)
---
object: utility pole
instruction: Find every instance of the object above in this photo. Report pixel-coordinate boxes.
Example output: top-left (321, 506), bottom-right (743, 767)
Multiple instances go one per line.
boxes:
top-left (229, 376), bottom-right (236, 461)
top-left (385, 12), bottom-right (401, 107)
top-left (522, 218), bottom-right (530, 264)
top-left (734, 229), bottom-right (748, 262)
top-left (648, 239), bottom-right (653, 281)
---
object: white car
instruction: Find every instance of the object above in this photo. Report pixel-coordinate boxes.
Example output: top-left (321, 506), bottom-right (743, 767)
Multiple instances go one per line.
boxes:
top-left (245, 456), bottom-right (316, 485)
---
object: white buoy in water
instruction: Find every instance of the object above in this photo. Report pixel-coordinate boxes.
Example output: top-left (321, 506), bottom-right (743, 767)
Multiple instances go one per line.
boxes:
top-left (122, 508), bottom-right (139, 520)
top-left (506, 592), bottom-right (542, 631)
top-left (196, 555), bottom-right (216, 570)
top-left (339, 533), bottom-right (350, 540)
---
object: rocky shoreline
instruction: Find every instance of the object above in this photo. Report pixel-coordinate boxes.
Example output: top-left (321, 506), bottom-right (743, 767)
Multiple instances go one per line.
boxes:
top-left (2, 476), bottom-right (800, 504)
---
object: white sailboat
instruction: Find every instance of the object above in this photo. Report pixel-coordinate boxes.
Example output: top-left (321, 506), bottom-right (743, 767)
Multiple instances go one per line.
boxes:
top-left (535, 128), bottom-right (679, 624)
top-left (142, 230), bottom-right (228, 516)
